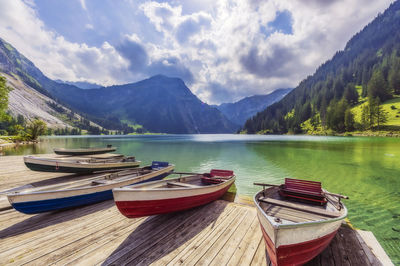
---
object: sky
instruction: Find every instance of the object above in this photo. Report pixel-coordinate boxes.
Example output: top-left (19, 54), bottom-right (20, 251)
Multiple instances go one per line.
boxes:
top-left (0, 0), bottom-right (394, 104)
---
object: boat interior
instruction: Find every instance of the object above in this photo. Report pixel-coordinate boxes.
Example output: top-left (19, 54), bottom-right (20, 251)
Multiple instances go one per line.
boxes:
top-left (256, 186), bottom-right (346, 224)
top-left (6, 167), bottom-right (157, 194)
top-left (26, 154), bottom-right (132, 164)
top-left (126, 172), bottom-right (234, 190)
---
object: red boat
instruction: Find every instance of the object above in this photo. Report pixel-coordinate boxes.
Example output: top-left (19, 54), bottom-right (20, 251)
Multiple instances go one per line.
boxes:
top-left (254, 178), bottom-right (348, 266)
top-left (113, 169), bottom-right (235, 218)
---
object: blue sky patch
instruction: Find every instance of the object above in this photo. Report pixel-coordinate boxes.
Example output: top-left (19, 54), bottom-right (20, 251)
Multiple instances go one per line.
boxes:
top-left (261, 10), bottom-right (293, 37)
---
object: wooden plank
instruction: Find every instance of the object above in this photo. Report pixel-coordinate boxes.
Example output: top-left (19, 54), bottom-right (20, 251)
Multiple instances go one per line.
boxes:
top-left (354, 230), bottom-right (382, 265)
top-left (264, 206), bottom-right (322, 222)
top-left (208, 211), bottom-right (257, 265)
top-left (266, 205), bottom-right (328, 220)
top-left (259, 197), bottom-right (341, 218)
top-left (61, 213), bottom-right (171, 265)
top-left (330, 229), bottom-right (351, 266)
top-left (237, 225), bottom-right (264, 265)
top-left (24, 216), bottom-right (146, 265)
top-left (130, 201), bottom-right (232, 265)
top-left (160, 203), bottom-right (242, 265)
top-left (102, 203), bottom-right (214, 265)
top-left (250, 238), bottom-right (267, 266)
top-left (227, 216), bottom-right (264, 265)
top-left (167, 181), bottom-right (201, 188)
top-left (0, 200), bottom-right (115, 244)
top-left (1, 206), bottom-right (122, 263)
top-left (185, 209), bottom-right (250, 265)
top-left (357, 230), bottom-right (394, 266)
top-left (166, 207), bottom-right (248, 265)
top-left (341, 226), bottom-right (372, 266)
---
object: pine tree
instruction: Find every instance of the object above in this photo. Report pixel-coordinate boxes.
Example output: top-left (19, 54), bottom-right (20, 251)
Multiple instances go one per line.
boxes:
top-left (367, 70), bottom-right (391, 101)
top-left (343, 84), bottom-right (359, 105)
top-left (344, 108), bottom-right (355, 131)
top-left (388, 58), bottom-right (400, 94)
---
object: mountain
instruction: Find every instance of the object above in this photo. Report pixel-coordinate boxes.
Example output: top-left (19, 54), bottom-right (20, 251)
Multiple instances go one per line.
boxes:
top-left (55, 80), bottom-right (102, 89)
top-left (243, 1), bottom-right (400, 134)
top-left (0, 38), bottom-right (237, 134)
top-left (50, 75), bottom-right (238, 133)
top-left (0, 38), bottom-right (107, 132)
top-left (217, 88), bottom-right (292, 126)
top-left (4, 73), bottom-right (70, 128)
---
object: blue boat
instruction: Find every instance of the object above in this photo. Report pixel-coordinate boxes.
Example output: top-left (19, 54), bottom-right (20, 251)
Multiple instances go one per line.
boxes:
top-left (7, 162), bottom-right (174, 214)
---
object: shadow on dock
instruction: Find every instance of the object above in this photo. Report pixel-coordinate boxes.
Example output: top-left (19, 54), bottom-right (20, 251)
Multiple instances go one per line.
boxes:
top-left (0, 200), bottom-right (114, 239)
top-left (102, 200), bottom-right (229, 265)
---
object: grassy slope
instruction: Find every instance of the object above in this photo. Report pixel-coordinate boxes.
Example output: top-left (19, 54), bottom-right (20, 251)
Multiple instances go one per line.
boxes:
top-left (299, 85), bottom-right (400, 135)
top-left (352, 86), bottom-right (400, 128)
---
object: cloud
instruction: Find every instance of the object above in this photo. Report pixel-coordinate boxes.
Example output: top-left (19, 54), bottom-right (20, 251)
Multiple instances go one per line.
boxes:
top-left (117, 35), bottom-right (149, 71)
top-left (147, 56), bottom-right (194, 84)
top-left (0, 0), bottom-right (394, 104)
top-left (85, 23), bottom-right (94, 30)
top-left (79, 0), bottom-right (87, 11)
top-left (175, 14), bottom-right (211, 43)
top-left (240, 43), bottom-right (295, 78)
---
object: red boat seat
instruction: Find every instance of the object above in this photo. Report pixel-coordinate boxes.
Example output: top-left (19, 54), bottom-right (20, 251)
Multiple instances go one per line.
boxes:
top-left (201, 169), bottom-right (234, 184)
top-left (210, 169), bottom-right (234, 177)
top-left (279, 178), bottom-right (327, 205)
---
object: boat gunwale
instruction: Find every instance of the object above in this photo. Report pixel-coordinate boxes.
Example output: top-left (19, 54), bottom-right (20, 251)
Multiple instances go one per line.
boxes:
top-left (24, 155), bottom-right (141, 168)
top-left (113, 174), bottom-right (236, 192)
top-left (7, 165), bottom-right (175, 198)
top-left (53, 147), bottom-right (116, 152)
top-left (254, 189), bottom-right (348, 229)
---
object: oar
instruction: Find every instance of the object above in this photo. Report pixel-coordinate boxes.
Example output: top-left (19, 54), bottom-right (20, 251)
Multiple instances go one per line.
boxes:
top-left (253, 182), bottom-right (281, 187)
top-left (171, 171), bottom-right (204, 175)
top-left (323, 191), bottom-right (349, 199)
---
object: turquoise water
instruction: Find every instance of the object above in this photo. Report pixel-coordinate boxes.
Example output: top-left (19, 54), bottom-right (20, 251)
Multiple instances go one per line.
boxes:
top-left (2, 134), bottom-right (400, 263)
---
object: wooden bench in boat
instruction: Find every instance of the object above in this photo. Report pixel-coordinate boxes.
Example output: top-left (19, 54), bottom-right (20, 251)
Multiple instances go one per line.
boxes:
top-left (166, 181), bottom-right (200, 188)
top-left (279, 178), bottom-right (327, 205)
top-left (259, 197), bottom-right (341, 218)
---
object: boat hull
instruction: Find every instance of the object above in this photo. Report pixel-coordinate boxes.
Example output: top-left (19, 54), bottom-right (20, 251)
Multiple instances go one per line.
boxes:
top-left (254, 190), bottom-right (346, 266)
top-left (8, 167), bottom-right (173, 214)
top-left (113, 176), bottom-right (235, 218)
top-left (53, 148), bottom-right (116, 156)
top-left (24, 161), bottom-right (139, 173)
top-left (259, 221), bottom-right (338, 266)
top-left (115, 185), bottom-right (231, 218)
top-left (24, 156), bottom-right (140, 173)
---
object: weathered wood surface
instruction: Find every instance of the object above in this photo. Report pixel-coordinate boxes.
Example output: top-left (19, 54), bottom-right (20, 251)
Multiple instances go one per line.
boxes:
top-left (0, 155), bottom-right (387, 265)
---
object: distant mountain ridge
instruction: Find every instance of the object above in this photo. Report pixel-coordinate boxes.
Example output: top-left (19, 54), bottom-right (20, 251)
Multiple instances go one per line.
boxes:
top-left (54, 74), bottom-right (238, 133)
top-left (217, 88), bottom-right (292, 126)
top-left (0, 38), bottom-right (237, 133)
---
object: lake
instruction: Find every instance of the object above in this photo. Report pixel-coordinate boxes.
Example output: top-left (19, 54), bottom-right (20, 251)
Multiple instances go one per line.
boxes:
top-left (1, 134), bottom-right (400, 263)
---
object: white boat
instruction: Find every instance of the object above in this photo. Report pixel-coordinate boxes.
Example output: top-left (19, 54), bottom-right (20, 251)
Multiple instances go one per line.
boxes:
top-left (7, 162), bottom-right (174, 214)
top-left (24, 155), bottom-right (140, 173)
top-left (254, 178), bottom-right (348, 266)
top-left (53, 145), bottom-right (116, 155)
top-left (113, 169), bottom-right (235, 218)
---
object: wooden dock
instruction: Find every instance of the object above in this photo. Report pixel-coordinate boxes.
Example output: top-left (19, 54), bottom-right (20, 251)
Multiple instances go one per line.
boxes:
top-left (0, 155), bottom-right (392, 265)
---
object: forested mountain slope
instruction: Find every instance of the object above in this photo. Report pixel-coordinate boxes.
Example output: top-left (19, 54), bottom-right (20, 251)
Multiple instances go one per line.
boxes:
top-left (244, 1), bottom-right (400, 134)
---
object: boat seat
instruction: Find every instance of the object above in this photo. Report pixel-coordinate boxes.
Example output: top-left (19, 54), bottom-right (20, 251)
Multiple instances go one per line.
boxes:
top-left (167, 181), bottom-right (200, 188)
top-left (280, 178), bottom-right (327, 205)
top-left (259, 197), bottom-right (340, 218)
